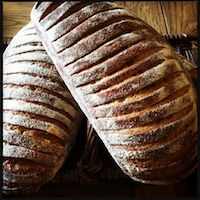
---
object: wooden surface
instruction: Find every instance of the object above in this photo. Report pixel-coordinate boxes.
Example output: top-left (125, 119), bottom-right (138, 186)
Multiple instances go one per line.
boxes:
top-left (3, 1), bottom-right (198, 198)
top-left (117, 1), bottom-right (197, 35)
top-left (3, 1), bottom-right (197, 42)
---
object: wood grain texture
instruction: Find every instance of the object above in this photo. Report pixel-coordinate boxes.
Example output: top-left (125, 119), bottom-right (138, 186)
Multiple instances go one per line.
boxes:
top-left (3, 1), bottom-right (197, 42)
top-left (3, 2), bottom-right (35, 41)
top-left (161, 1), bottom-right (197, 35)
top-left (116, 1), bottom-right (168, 34)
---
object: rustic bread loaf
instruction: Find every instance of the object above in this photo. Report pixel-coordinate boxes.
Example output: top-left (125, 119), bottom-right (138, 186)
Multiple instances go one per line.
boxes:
top-left (31, 2), bottom-right (197, 184)
top-left (3, 23), bottom-right (81, 195)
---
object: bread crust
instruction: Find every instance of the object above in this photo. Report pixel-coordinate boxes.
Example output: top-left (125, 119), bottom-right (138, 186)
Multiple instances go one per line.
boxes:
top-left (31, 2), bottom-right (197, 184)
top-left (3, 23), bottom-right (81, 195)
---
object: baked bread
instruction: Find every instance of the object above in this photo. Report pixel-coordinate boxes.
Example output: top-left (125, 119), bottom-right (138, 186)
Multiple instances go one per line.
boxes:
top-left (31, 2), bottom-right (197, 184)
top-left (3, 23), bottom-right (81, 195)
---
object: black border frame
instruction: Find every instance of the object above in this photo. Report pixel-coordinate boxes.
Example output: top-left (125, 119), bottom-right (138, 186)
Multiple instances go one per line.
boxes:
top-left (1, 0), bottom-right (199, 199)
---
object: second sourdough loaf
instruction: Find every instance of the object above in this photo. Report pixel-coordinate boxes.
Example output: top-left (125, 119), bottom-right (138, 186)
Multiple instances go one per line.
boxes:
top-left (31, 2), bottom-right (197, 184)
top-left (3, 23), bottom-right (81, 195)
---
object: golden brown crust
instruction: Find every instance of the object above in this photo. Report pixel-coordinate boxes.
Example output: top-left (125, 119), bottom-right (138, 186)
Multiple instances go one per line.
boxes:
top-left (31, 2), bottom-right (197, 184)
top-left (3, 23), bottom-right (81, 195)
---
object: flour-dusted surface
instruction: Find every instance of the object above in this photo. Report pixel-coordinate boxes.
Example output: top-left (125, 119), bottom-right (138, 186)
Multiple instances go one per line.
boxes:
top-left (31, 2), bottom-right (197, 184)
top-left (3, 23), bottom-right (81, 195)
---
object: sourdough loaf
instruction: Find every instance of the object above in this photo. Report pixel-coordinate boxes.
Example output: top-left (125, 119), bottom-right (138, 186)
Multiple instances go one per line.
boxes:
top-left (3, 23), bottom-right (81, 195)
top-left (31, 2), bottom-right (197, 184)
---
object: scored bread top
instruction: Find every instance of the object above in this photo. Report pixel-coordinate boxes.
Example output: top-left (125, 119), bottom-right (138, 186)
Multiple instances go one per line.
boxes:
top-left (31, 2), bottom-right (197, 184)
top-left (3, 23), bottom-right (81, 195)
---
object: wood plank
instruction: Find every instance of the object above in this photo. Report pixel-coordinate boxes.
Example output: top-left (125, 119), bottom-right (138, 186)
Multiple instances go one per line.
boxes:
top-left (2, 1), bottom-right (167, 42)
top-left (115, 1), bottom-right (168, 35)
top-left (3, 2), bottom-right (35, 41)
top-left (161, 1), bottom-right (197, 35)
top-left (3, 1), bottom-right (197, 41)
